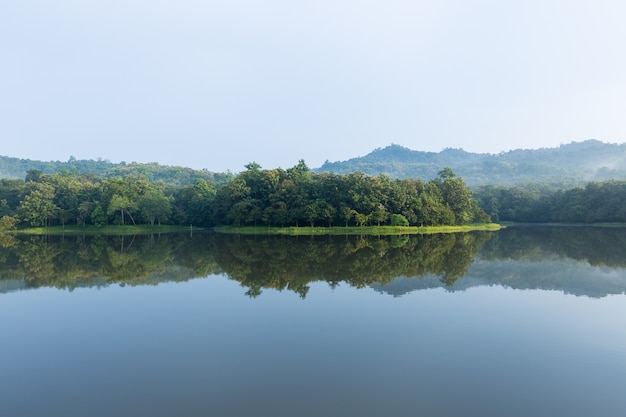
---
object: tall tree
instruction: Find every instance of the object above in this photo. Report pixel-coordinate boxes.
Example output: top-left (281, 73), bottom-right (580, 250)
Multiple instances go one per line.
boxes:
top-left (18, 182), bottom-right (59, 226)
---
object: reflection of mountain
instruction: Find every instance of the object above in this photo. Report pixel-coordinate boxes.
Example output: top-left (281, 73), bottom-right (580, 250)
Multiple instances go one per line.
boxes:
top-left (375, 257), bottom-right (626, 298)
top-left (374, 227), bottom-right (626, 298)
top-left (1, 226), bottom-right (626, 298)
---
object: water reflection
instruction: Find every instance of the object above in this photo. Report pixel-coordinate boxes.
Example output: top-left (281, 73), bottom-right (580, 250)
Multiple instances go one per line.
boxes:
top-left (1, 226), bottom-right (626, 298)
top-left (481, 225), bottom-right (626, 267)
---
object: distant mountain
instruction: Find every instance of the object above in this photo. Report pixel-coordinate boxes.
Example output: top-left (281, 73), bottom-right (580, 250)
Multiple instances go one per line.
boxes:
top-left (316, 140), bottom-right (626, 187)
top-left (0, 155), bottom-right (232, 186)
top-left (5, 139), bottom-right (626, 188)
top-left (0, 155), bottom-right (114, 179)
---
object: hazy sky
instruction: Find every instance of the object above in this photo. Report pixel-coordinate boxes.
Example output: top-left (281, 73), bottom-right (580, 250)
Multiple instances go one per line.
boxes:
top-left (2, 0), bottom-right (626, 172)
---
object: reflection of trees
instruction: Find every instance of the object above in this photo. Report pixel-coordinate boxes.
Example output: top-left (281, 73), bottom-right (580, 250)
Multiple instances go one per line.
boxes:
top-left (209, 232), bottom-right (492, 297)
top-left (480, 226), bottom-right (626, 267)
top-left (18, 236), bottom-right (64, 286)
top-left (0, 231), bottom-right (492, 296)
top-left (0, 235), bottom-right (18, 266)
top-left (101, 235), bottom-right (176, 281)
top-left (3, 226), bottom-right (626, 298)
top-left (0, 233), bottom-right (219, 291)
top-left (0, 234), bottom-right (17, 249)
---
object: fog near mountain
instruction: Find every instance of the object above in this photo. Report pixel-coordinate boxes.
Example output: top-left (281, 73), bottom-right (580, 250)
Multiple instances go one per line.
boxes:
top-left (316, 140), bottom-right (626, 187)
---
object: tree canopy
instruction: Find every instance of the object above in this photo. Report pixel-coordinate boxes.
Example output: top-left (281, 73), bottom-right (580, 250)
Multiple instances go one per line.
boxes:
top-left (4, 158), bottom-right (626, 229)
top-left (0, 164), bottom-right (489, 229)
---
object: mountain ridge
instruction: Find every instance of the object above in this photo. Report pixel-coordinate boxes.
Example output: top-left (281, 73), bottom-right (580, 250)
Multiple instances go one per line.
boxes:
top-left (3, 139), bottom-right (626, 187)
top-left (316, 139), bottom-right (626, 187)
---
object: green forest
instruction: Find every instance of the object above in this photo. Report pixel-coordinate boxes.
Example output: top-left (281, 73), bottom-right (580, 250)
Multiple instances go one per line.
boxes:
top-left (0, 162), bottom-right (489, 230)
top-left (1, 155), bottom-right (626, 231)
top-left (474, 180), bottom-right (626, 223)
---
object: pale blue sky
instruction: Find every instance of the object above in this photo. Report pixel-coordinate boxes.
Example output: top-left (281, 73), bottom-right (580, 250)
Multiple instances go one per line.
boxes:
top-left (2, 0), bottom-right (626, 172)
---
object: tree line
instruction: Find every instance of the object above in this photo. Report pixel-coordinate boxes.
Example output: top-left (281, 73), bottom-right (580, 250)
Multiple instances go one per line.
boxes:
top-left (0, 162), bottom-right (489, 229)
top-left (474, 180), bottom-right (626, 223)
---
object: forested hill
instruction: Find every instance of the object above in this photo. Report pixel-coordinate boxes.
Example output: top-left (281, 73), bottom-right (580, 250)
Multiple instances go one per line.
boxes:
top-left (0, 155), bottom-right (232, 186)
top-left (5, 139), bottom-right (626, 188)
top-left (316, 140), bottom-right (626, 187)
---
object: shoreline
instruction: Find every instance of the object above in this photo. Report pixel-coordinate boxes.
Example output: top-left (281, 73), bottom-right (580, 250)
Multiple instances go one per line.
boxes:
top-left (7, 225), bottom-right (201, 236)
top-left (213, 223), bottom-right (503, 236)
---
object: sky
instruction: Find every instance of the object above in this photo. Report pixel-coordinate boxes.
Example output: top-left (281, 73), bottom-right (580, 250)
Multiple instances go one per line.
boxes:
top-left (2, 0), bottom-right (626, 173)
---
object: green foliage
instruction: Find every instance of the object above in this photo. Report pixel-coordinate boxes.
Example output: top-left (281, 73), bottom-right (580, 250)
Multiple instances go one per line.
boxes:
top-left (4, 154), bottom-right (626, 230)
top-left (0, 163), bottom-right (488, 229)
top-left (210, 165), bottom-right (486, 228)
top-left (18, 182), bottom-right (59, 226)
top-left (140, 187), bottom-right (173, 226)
top-left (173, 179), bottom-right (217, 226)
top-left (90, 202), bottom-right (106, 227)
top-left (0, 215), bottom-right (18, 231)
top-left (25, 169), bottom-right (43, 182)
top-left (474, 180), bottom-right (626, 223)
top-left (390, 213), bottom-right (409, 226)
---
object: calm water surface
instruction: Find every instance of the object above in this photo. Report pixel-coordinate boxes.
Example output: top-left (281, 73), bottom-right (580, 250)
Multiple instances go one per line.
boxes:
top-left (1, 227), bottom-right (626, 417)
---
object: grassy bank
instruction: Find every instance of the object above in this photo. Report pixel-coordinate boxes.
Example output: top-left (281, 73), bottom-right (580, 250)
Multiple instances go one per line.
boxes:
top-left (8, 223), bottom-right (503, 236)
top-left (214, 223), bottom-right (502, 236)
top-left (10, 225), bottom-right (200, 236)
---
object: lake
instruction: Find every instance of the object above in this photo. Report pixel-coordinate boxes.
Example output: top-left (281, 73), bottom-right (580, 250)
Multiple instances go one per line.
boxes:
top-left (1, 226), bottom-right (626, 417)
